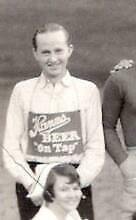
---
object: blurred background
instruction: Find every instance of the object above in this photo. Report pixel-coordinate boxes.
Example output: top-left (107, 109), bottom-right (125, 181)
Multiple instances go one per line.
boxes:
top-left (0, 0), bottom-right (136, 219)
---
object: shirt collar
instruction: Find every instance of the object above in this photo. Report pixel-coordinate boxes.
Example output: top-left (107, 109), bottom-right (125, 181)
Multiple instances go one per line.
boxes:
top-left (38, 71), bottom-right (72, 89)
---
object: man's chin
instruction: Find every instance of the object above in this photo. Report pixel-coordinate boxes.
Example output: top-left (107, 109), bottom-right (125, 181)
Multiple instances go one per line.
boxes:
top-left (50, 73), bottom-right (60, 78)
top-left (46, 70), bottom-right (60, 76)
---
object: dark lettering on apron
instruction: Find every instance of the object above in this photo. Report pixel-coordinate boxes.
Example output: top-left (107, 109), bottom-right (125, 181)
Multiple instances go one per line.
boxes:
top-left (27, 111), bottom-right (83, 159)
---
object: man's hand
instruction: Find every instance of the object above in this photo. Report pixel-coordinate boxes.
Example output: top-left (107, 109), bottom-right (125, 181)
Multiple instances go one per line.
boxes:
top-left (27, 192), bottom-right (43, 206)
top-left (120, 153), bottom-right (136, 180)
top-left (27, 181), bottom-right (43, 206)
top-left (110, 59), bottom-right (134, 73)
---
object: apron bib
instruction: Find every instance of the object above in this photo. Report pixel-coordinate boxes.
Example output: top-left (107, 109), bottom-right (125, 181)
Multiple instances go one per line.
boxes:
top-left (27, 110), bottom-right (83, 163)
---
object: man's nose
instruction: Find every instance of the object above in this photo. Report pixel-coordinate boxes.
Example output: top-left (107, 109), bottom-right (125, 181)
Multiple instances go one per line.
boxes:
top-left (49, 53), bottom-right (57, 62)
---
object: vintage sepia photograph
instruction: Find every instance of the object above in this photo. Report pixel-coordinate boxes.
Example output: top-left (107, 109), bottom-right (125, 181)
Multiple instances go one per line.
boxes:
top-left (0, 1), bottom-right (136, 220)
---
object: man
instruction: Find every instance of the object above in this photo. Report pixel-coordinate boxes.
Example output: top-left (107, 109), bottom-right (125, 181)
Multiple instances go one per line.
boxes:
top-left (103, 60), bottom-right (136, 220)
top-left (3, 23), bottom-right (105, 220)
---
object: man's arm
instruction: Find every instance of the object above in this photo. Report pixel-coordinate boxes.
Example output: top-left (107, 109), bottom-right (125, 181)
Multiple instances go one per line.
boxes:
top-left (3, 84), bottom-right (36, 190)
top-left (77, 85), bottom-right (105, 187)
top-left (102, 74), bottom-right (128, 165)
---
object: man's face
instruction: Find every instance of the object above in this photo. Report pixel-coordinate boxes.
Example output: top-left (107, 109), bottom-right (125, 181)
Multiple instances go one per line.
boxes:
top-left (53, 175), bottom-right (82, 213)
top-left (33, 30), bottom-right (73, 80)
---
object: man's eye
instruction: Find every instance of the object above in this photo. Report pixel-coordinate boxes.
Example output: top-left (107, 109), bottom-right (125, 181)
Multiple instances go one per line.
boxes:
top-left (42, 50), bottom-right (50, 55)
top-left (55, 49), bottom-right (63, 53)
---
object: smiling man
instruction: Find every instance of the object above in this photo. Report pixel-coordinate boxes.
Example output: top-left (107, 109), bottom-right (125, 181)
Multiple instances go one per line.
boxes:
top-left (3, 23), bottom-right (105, 220)
top-left (33, 26), bottom-right (73, 83)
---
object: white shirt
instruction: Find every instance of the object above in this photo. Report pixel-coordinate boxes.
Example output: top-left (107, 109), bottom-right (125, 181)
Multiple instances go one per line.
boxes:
top-left (32, 205), bottom-right (81, 220)
top-left (3, 71), bottom-right (105, 189)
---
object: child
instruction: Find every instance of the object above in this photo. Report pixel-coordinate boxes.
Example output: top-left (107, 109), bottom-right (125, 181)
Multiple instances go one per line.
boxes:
top-left (31, 163), bottom-right (82, 220)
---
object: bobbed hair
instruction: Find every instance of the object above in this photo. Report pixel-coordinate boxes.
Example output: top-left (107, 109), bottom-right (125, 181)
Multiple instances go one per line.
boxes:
top-left (43, 163), bottom-right (80, 203)
top-left (32, 23), bottom-right (72, 51)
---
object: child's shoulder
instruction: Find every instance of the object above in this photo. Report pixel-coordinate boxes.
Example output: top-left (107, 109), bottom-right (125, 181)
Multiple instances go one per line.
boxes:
top-left (32, 205), bottom-right (57, 220)
top-left (67, 210), bottom-right (81, 220)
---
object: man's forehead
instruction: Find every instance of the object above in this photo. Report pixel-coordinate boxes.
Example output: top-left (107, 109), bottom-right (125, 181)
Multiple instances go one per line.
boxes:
top-left (36, 30), bottom-right (67, 43)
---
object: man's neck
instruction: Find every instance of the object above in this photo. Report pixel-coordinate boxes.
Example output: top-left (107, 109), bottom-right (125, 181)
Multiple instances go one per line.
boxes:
top-left (43, 71), bottom-right (67, 86)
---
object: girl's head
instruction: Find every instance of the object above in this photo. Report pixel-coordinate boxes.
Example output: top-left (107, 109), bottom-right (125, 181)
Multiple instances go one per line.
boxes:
top-left (43, 163), bottom-right (82, 212)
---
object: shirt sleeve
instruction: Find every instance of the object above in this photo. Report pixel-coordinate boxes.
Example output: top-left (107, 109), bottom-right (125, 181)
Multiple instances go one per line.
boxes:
top-left (77, 85), bottom-right (105, 187)
top-left (102, 74), bottom-right (128, 165)
top-left (3, 84), bottom-right (35, 189)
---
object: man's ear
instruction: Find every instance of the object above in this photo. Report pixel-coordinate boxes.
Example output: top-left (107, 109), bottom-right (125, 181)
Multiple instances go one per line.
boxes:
top-left (32, 48), bottom-right (38, 61)
top-left (68, 44), bottom-right (74, 57)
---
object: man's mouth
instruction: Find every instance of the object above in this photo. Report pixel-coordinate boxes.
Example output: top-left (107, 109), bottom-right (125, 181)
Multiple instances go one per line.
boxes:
top-left (47, 63), bottom-right (60, 68)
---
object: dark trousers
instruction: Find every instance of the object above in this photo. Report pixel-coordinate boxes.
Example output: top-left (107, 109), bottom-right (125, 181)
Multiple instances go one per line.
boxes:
top-left (16, 162), bottom-right (94, 220)
top-left (16, 183), bottom-right (40, 220)
top-left (133, 213), bottom-right (136, 220)
top-left (78, 186), bottom-right (94, 220)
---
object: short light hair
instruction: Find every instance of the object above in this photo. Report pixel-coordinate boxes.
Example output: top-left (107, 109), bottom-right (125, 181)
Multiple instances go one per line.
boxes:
top-left (32, 23), bottom-right (72, 50)
top-left (43, 163), bottom-right (80, 203)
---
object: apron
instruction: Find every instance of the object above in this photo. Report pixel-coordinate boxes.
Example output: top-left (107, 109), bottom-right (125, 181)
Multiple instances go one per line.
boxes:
top-left (16, 78), bottom-right (94, 220)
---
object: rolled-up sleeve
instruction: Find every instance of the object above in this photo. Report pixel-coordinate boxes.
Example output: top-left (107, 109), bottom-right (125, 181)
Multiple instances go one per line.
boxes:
top-left (77, 86), bottom-right (105, 187)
